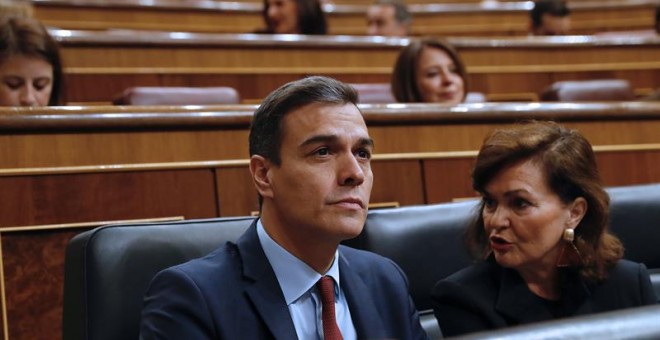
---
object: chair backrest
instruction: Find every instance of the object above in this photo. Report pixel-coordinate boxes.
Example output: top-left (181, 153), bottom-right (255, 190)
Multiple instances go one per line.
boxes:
top-left (62, 216), bottom-right (255, 340)
top-left (454, 304), bottom-right (660, 340)
top-left (464, 92), bottom-right (486, 103)
top-left (112, 86), bottom-right (240, 105)
top-left (608, 183), bottom-right (660, 269)
top-left (356, 200), bottom-right (479, 311)
top-left (540, 79), bottom-right (634, 101)
top-left (350, 83), bottom-right (487, 104)
top-left (351, 83), bottom-right (396, 103)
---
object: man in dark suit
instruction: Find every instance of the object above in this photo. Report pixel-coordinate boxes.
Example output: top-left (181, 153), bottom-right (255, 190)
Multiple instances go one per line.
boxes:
top-left (140, 76), bottom-right (429, 340)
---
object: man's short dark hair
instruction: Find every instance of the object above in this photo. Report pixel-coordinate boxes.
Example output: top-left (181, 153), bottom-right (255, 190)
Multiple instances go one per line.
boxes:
top-left (530, 0), bottom-right (571, 28)
top-left (249, 76), bottom-right (359, 165)
top-left (374, 0), bottom-right (412, 26)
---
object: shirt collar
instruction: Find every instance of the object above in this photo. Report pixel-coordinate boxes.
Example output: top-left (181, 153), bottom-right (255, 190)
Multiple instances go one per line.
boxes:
top-left (256, 219), bottom-right (341, 305)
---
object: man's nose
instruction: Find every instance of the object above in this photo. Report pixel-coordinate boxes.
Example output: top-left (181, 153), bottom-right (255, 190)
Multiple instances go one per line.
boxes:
top-left (338, 153), bottom-right (365, 186)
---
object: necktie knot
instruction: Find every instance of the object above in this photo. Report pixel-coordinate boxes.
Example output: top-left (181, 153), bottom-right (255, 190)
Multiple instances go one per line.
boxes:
top-left (317, 276), bottom-right (343, 340)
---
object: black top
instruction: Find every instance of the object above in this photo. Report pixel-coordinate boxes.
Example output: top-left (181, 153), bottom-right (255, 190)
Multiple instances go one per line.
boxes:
top-left (431, 257), bottom-right (658, 337)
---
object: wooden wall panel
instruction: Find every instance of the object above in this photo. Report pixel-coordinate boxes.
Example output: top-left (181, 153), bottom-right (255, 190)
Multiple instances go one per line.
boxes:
top-left (371, 160), bottom-right (425, 207)
top-left (0, 170), bottom-right (218, 227)
top-left (215, 166), bottom-right (258, 217)
top-left (597, 150), bottom-right (660, 186)
top-left (423, 157), bottom-right (477, 203)
top-left (0, 130), bottom-right (249, 168)
top-left (422, 149), bottom-right (660, 204)
top-left (1, 229), bottom-right (88, 340)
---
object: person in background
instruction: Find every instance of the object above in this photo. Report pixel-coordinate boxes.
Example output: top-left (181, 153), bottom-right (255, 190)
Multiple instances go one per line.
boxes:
top-left (140, 76), bottom-right (429, 340)
top-left (432, 120), bottom-right (657, 337)
top-left (366, 0), bottom-right (411, 37)
top-left (0, 0), bottom-right (33, 18)
top-left (530, 0), bottom-right (571, 36)
top-left (0, 15), bottom-right (63, 106)
top-left (391, 37), bottom-right (468, 104)
top-left (258, 0), bottom-right (327, 34)
top-left (655, 6), bottom-right (660, 34)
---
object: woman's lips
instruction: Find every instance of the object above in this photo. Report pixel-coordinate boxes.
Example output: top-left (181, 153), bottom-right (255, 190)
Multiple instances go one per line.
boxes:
top-left (490, 235), bottom-right (513, 252)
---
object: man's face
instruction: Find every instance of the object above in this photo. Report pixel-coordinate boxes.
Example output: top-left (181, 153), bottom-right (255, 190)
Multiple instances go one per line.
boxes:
top-left (534, 14), bottom-right (571, 36)
top-left (259, 102), bottom-right (374, 245)
top-left (366, 5), bottom-right (407, 36)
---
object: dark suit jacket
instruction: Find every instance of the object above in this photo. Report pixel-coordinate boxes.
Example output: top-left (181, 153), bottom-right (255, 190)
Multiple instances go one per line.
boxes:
top-left (140, 221), bottom-right (429, 340)
top-left (432, 258), bottom-right (657, 337)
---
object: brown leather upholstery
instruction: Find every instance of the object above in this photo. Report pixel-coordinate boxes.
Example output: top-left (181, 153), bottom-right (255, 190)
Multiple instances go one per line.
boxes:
top-left (540, 79), bottom-right (635, 101)
top-left (112, 86), bottom-right (240, 105)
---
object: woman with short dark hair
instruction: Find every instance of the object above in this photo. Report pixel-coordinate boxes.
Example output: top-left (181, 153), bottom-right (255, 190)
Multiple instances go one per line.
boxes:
top-left (432, 120), bottom-right (657, 337)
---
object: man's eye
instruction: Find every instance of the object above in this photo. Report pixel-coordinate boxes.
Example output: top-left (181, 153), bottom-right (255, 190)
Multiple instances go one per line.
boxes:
top-left (316, 148), bottom-right (329, 156)
top-left (357, 149), bottom-right (371, 159)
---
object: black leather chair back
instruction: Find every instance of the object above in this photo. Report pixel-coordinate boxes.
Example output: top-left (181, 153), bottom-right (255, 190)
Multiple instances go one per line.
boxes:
top-left (62, 216), bottom-right (255, 340)
top-left (358, 200), bottom-right (479, 311)
top-left (608, 183), bottom-right (660, 269)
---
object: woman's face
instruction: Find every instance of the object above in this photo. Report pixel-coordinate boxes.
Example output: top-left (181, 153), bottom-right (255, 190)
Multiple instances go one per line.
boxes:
top-left (414, 46), bottom-right (464, 105)
top-left (266, 0), bottom-right (299, 34)
top-left (0, 55), bottom-right (53, 106)
top-left (481, 158), bottom-right (585, 279)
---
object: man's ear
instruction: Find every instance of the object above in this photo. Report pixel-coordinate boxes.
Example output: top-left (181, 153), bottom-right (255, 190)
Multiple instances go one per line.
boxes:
top-left (249, 155), bottom-right (274, 199)
top-left (568, 197), bottom-right (588, 229)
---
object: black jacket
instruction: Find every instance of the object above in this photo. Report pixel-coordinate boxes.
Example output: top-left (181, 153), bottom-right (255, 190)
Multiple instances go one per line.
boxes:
top-left (432, 258), bottom-right (657, 337)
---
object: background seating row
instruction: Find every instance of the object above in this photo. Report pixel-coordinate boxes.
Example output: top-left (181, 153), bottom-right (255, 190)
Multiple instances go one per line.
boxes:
top-left (109, 79), bottom-right (638, 106)
top-left (52, 30), bottom-right (660, 105)
top-left (62, 182), bottom-right (660, 340)
top-left (33, 0), bottom-right (659, 36)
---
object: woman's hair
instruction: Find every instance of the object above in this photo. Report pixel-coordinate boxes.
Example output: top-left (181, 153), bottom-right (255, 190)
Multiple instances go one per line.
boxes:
top-left (465, 120), bottom-right (624, 283)
top-left (391, 37), bottom-right (468, 103)
top-left (0, 15), bottom-right (63, 105)
top-left (261, 0), bottom-right (327, 35)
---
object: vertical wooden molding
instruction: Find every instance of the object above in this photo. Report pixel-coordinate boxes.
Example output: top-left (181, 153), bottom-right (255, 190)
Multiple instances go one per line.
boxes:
top-left (0, 233), bottom-right (8, 340)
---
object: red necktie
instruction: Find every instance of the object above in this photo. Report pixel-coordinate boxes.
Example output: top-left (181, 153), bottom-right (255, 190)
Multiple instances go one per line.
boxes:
top-left (318, 276), bottom-right (343, 340)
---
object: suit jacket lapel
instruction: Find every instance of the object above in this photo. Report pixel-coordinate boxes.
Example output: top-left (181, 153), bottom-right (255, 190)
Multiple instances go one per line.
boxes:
top-left (238, 221), bottom-right (298, 340)
top-left (338, 248), bottom-right (388, 339)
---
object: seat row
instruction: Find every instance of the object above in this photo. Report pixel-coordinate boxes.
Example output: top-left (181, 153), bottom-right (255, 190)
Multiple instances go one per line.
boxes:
top-left (62, 182), bottom-right (660, 339)
top-left (113, 79), bottom-right (637, 105)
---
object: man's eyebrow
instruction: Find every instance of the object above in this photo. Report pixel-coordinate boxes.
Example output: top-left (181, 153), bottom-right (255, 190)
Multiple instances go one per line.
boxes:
top-left (299, 134), bottom-right (339, 148)
top-left (299, 135), bottom-right (374, 149)
top-left (358, 137), bottom-right (375, 149)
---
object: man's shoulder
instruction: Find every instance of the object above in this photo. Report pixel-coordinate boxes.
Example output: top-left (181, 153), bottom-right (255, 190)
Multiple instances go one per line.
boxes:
top-left (162, 241), bottom-right (243, 284)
